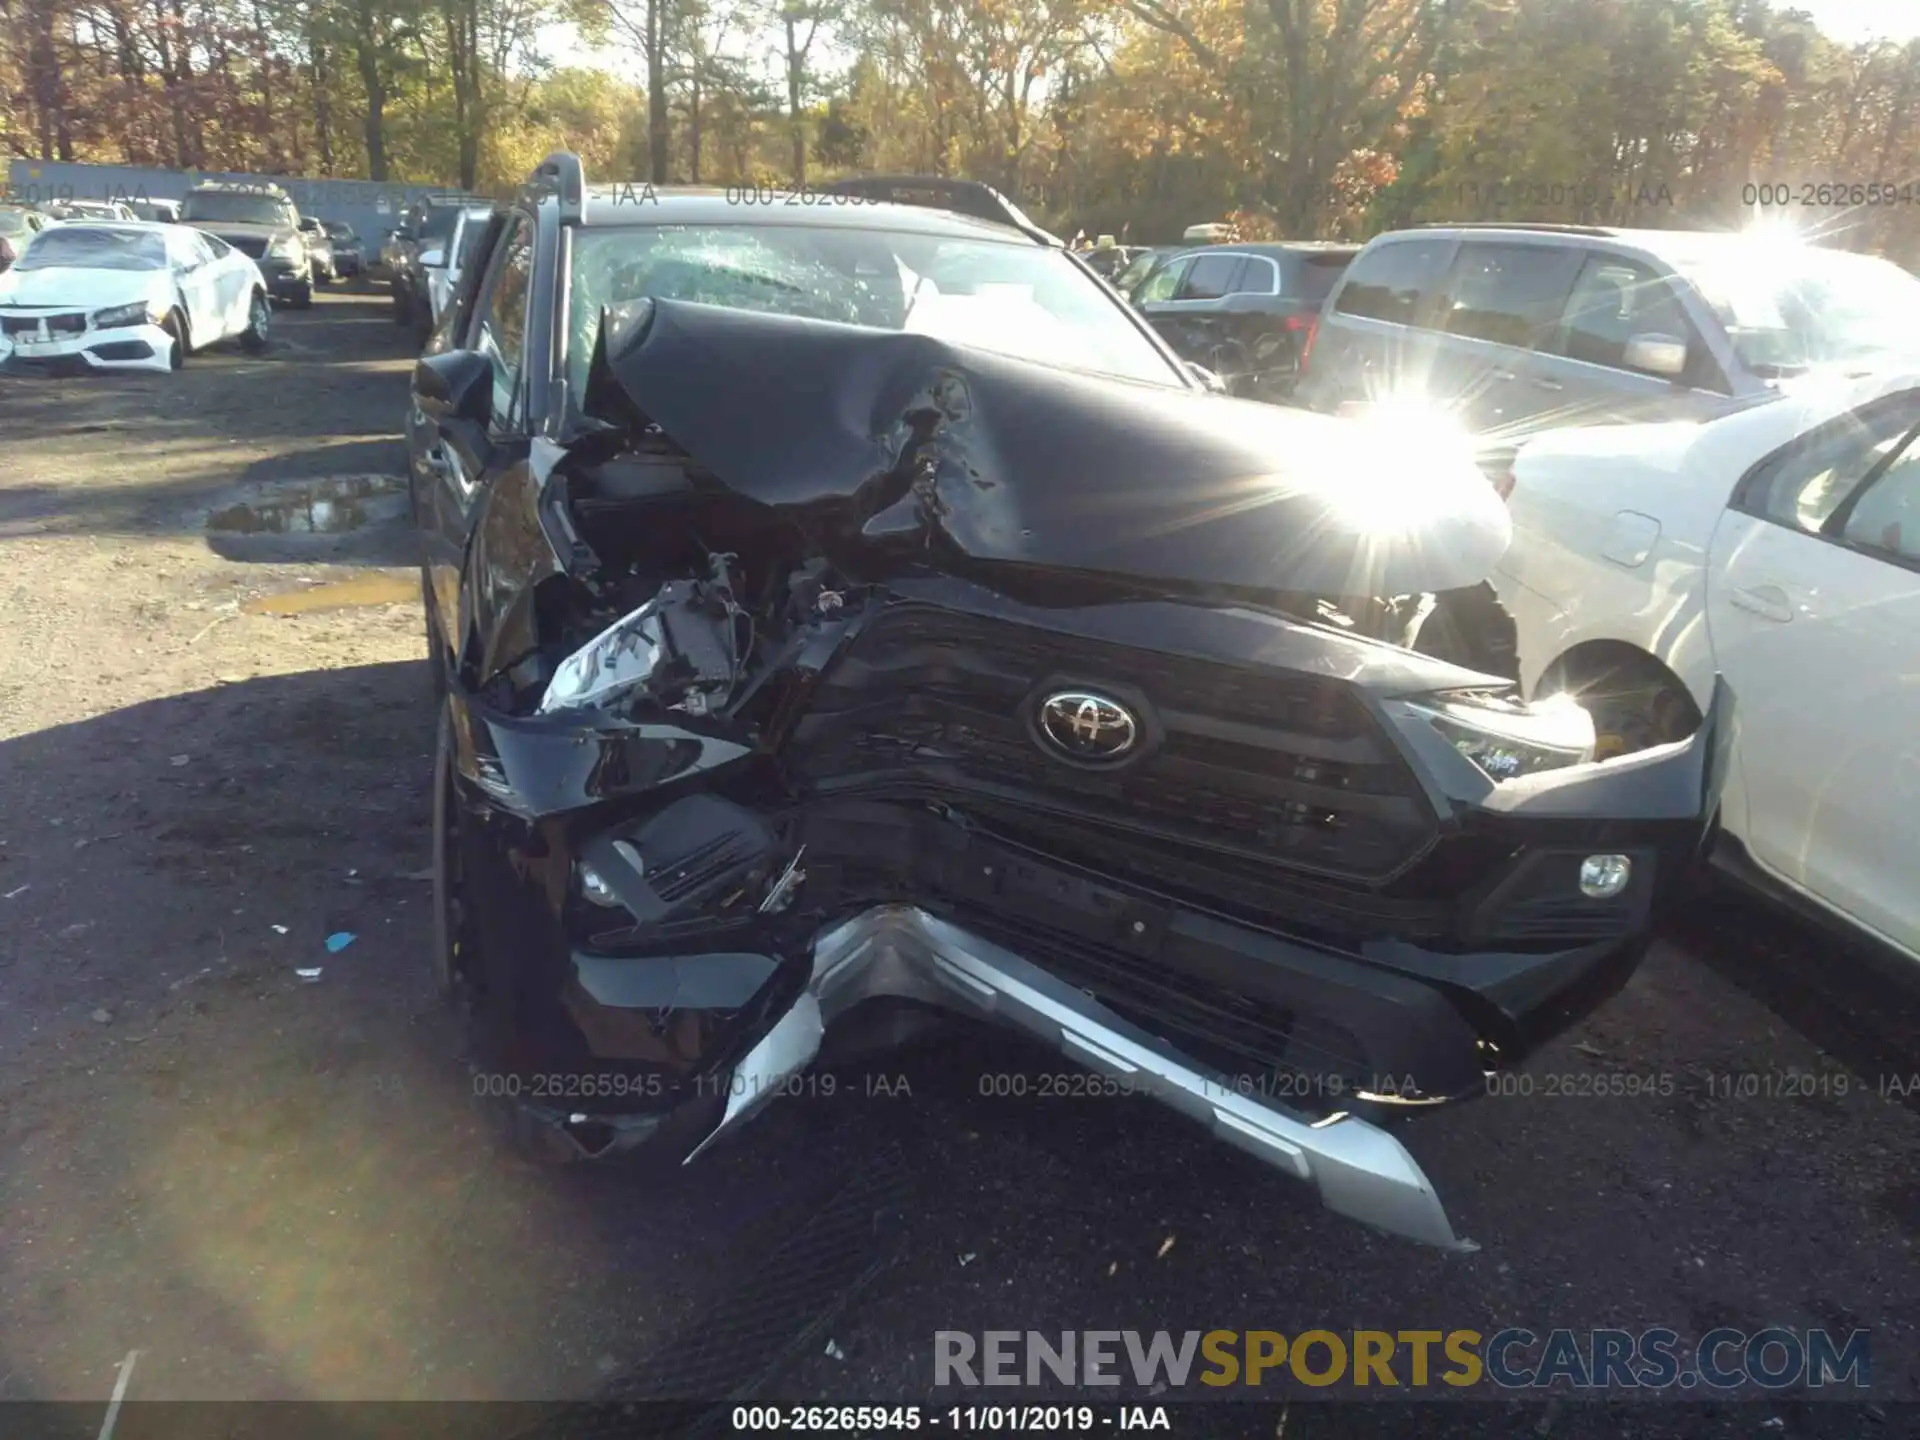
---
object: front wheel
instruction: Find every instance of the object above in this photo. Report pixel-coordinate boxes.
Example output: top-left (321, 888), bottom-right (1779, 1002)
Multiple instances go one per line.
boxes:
top-left (239, 290), bottom-right (270, 353)
top-left (162, 308), bottom-right (189, 369)
top-left (391, 284), bottom-right (412, 324)
top-left (290, 282), bottom-right (314, 310)
top-left (431, 702), bottom-right (467, 1005)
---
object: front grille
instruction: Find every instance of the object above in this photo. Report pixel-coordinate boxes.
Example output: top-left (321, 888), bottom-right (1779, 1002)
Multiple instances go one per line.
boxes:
top-left (2, 311), bottom-right (85, 335)
top-left (790, 603), bottom-right (1437, 886)
top-left (229, 237), bottom-right (268, 258)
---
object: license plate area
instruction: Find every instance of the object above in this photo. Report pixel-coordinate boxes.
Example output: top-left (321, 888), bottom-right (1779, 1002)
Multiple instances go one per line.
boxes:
top-left (953, 833), bottom-right (1170, 957)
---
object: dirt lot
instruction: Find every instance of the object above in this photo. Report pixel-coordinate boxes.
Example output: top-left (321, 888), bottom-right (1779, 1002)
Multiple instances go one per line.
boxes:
top-left (1, 288), bottom-right (1918, 1435)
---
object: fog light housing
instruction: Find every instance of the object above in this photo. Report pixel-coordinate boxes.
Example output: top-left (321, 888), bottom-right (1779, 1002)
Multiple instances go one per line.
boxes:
top-left (579, 862), bottom-right (621, 907)
top-left (1579, 854), bottom-right (1632, 898)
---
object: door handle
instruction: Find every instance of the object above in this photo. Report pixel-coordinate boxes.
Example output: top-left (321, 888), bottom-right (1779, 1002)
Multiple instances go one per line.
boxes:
top-left (1727, 584), bottom-right (1794, 623)
top-left (1532, 377), bottom-right (1564, 391)
top-left (1489, 368), bottom-right (1519, 382)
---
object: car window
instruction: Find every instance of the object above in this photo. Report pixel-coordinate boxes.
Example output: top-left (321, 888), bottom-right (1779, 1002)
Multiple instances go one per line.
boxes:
top-left (202, 233), bottom-right (231, 259)
top-left (1836, 429), bottom-right (1920, 565)
top-left (167, 230), bottom-right (210, 267)
top-left (1177, 253), bottom-right (1244, 301)
top-left (566, 223), bottom-right (1186, 405)
top-left (1551, 256), bottom-right (1701, 372)
top-left (1332, 237), bottom-right (1452, 326)
top-left (16, 226), bottom-right (168, 271)
top-left (1230, 257), bottom-right (1278, 295)
top-left (1136, 257), bottom-right (1189, 304)
top-left (470, 215), bottom-right (535, 429)
top-left (1740, 392), bottom-right (1920, 534)
top-left (1285, 252), bottom-right (1354, 300)
top-left (1434, 242), bottom-right (1583, 348)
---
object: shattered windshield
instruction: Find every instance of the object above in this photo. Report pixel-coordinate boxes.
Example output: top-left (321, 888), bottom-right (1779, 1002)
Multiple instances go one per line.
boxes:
top-left (1672, 242), bottom-right (1920, 373)
top-left (567, 222), bottom-right (1186, 403)
top-left (16, 227), bottom-right (167, 271)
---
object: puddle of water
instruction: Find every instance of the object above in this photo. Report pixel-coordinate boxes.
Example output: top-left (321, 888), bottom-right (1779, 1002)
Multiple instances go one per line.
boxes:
top-left (243, 571), bottom-right (418, 615)
top-left (207, 474), bottom-right (408, 535)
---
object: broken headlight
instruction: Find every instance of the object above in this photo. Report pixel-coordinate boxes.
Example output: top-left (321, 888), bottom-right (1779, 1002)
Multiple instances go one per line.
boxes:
top-left (93, 300), bottom-right (162, 329)
top-left (538, 563), bottom-right (747, 717)
top-left (1406, 691), bottom-right (1595, 782)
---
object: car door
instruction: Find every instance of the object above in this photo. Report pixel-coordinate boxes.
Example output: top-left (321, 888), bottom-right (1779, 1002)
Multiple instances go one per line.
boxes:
top-left (1297, 235), bottom-right (1455, 414)
top-left (1129, 253), bottom-right (1190, 316)
top-left (417, 211), bottom-right (536, 655)
top-left (1705, 386), bottom-right (1920, 959)
top-left (1530, 253), bottom-right (1733, 427)
top-left (168, 230), bottom-right (226, 339)
top-left (1423, 240), bottom-right (1585, 438)
top-left (195, 233), bottom-right (249, 333)
top-left (1138, 251), bottom-right (1246, 362)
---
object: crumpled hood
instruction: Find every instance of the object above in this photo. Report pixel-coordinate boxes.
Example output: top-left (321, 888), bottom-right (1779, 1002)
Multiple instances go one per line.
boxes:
top-left (583, 298), bottom-right (1511, 599)
top-left (0, 266), bottom-right (163, 309)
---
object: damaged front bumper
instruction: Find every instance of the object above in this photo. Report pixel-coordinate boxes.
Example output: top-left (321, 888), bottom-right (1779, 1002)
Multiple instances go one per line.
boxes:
top-left (443, 661), bottom-right (1728, 1251)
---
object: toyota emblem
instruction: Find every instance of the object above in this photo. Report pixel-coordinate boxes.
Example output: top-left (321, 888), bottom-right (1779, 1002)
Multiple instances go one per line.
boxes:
top-left (1036, 691), bottom-right (1140, 763)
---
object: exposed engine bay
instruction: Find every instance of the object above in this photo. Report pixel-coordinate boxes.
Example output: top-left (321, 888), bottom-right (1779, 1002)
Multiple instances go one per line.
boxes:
top-left (431, 297), bottom-right (1728, 1249)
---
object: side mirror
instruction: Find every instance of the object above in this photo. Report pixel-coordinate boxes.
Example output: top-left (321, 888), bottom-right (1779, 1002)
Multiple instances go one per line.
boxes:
top-left (1187, 362), bottom-right (1228, 393)
top-left (420, 247), bottom-right (446, 268)
top-left (1624, 332), bottom-right (1688, 378)
top-left (415, 350), bottom-right (493, 427)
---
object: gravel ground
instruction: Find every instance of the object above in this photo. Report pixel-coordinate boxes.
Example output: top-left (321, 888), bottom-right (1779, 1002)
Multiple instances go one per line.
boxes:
top-left (0, 288), bottom-right (1916, 1437)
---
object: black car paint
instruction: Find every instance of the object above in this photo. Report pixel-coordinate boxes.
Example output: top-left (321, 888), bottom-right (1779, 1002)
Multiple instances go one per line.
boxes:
top-left (410, 233), bottom-right (1727, 1165)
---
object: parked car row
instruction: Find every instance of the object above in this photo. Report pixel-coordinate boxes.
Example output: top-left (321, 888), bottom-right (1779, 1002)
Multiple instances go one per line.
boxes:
top-left (0, 220), bottom-right (270, 373)
top-left (0, 179), bottom-right (381, 373)
top-left (3, 184), bottom-right (372, 297)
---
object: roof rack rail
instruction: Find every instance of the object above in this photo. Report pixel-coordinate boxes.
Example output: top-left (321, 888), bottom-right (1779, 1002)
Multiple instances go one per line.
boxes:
top-left (818, 174), bottom-right (1061, 245)
top-left (1413, 221), bottom-right (1619, 237)
top-left (529, 152), bottom-right (586, 225)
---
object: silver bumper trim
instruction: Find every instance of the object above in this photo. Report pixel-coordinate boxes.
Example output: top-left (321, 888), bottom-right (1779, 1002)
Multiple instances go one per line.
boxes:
top-left (685, 904), bottom-right (1471, 1251)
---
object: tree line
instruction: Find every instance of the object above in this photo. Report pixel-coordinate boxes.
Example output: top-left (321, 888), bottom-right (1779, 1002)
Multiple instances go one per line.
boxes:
top-left (4, 0), bottom-right (1919, 258)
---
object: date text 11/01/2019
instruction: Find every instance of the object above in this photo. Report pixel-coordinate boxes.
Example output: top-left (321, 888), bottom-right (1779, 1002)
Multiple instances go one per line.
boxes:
top-left (1446, 182), bottom-right (1676, 209)
top-left (730, 1406), bottom-right (1171, 1431)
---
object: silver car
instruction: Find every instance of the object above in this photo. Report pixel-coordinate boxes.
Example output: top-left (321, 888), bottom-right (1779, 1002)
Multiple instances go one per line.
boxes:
top-left (1294, 222), bottom-right (1920, 440)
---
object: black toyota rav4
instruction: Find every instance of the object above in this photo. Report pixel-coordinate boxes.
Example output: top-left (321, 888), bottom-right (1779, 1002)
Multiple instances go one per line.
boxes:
top-left (407, 154), bottom-right (1731, 1250)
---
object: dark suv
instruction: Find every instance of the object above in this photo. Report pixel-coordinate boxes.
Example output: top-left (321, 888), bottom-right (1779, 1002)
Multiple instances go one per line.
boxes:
top-left (1295, 222), bottom-right (1920, 434)
top-left (1130, 242), bottom-right (1359, 400)
top-left (388, 194), bottom-right (489, 330)
top-left (404, 152), bottom-right (1728, 1250)
top-left (178, 182), bottom-right (312, 307)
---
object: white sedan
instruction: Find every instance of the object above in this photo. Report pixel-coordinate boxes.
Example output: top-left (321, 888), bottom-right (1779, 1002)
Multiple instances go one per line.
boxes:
top-left (0, 221), bottom-right (271, 373)
top-left (1495, 371), bottom-right (1920, 967)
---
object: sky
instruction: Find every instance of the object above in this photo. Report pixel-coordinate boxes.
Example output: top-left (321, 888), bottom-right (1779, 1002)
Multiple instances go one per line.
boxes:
top-left (1789, 0), bottom-right (1920, 42)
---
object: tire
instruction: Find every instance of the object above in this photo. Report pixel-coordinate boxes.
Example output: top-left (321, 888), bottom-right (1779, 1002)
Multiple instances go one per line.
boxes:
top-left (238, 289), bottom-right (270, 353)
top-left (421, 566), bottom-right (448, 709)
top-left (290, 282), bottom-right (314, 310)
top-left (431, 701), bottom-right (465, 1005)
top-left (162, 308), bottom-right (189, 369)
top-left (433, 703), bottom-right (590, 1169)
top-left (392, 283), bottom-right (412, 324)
